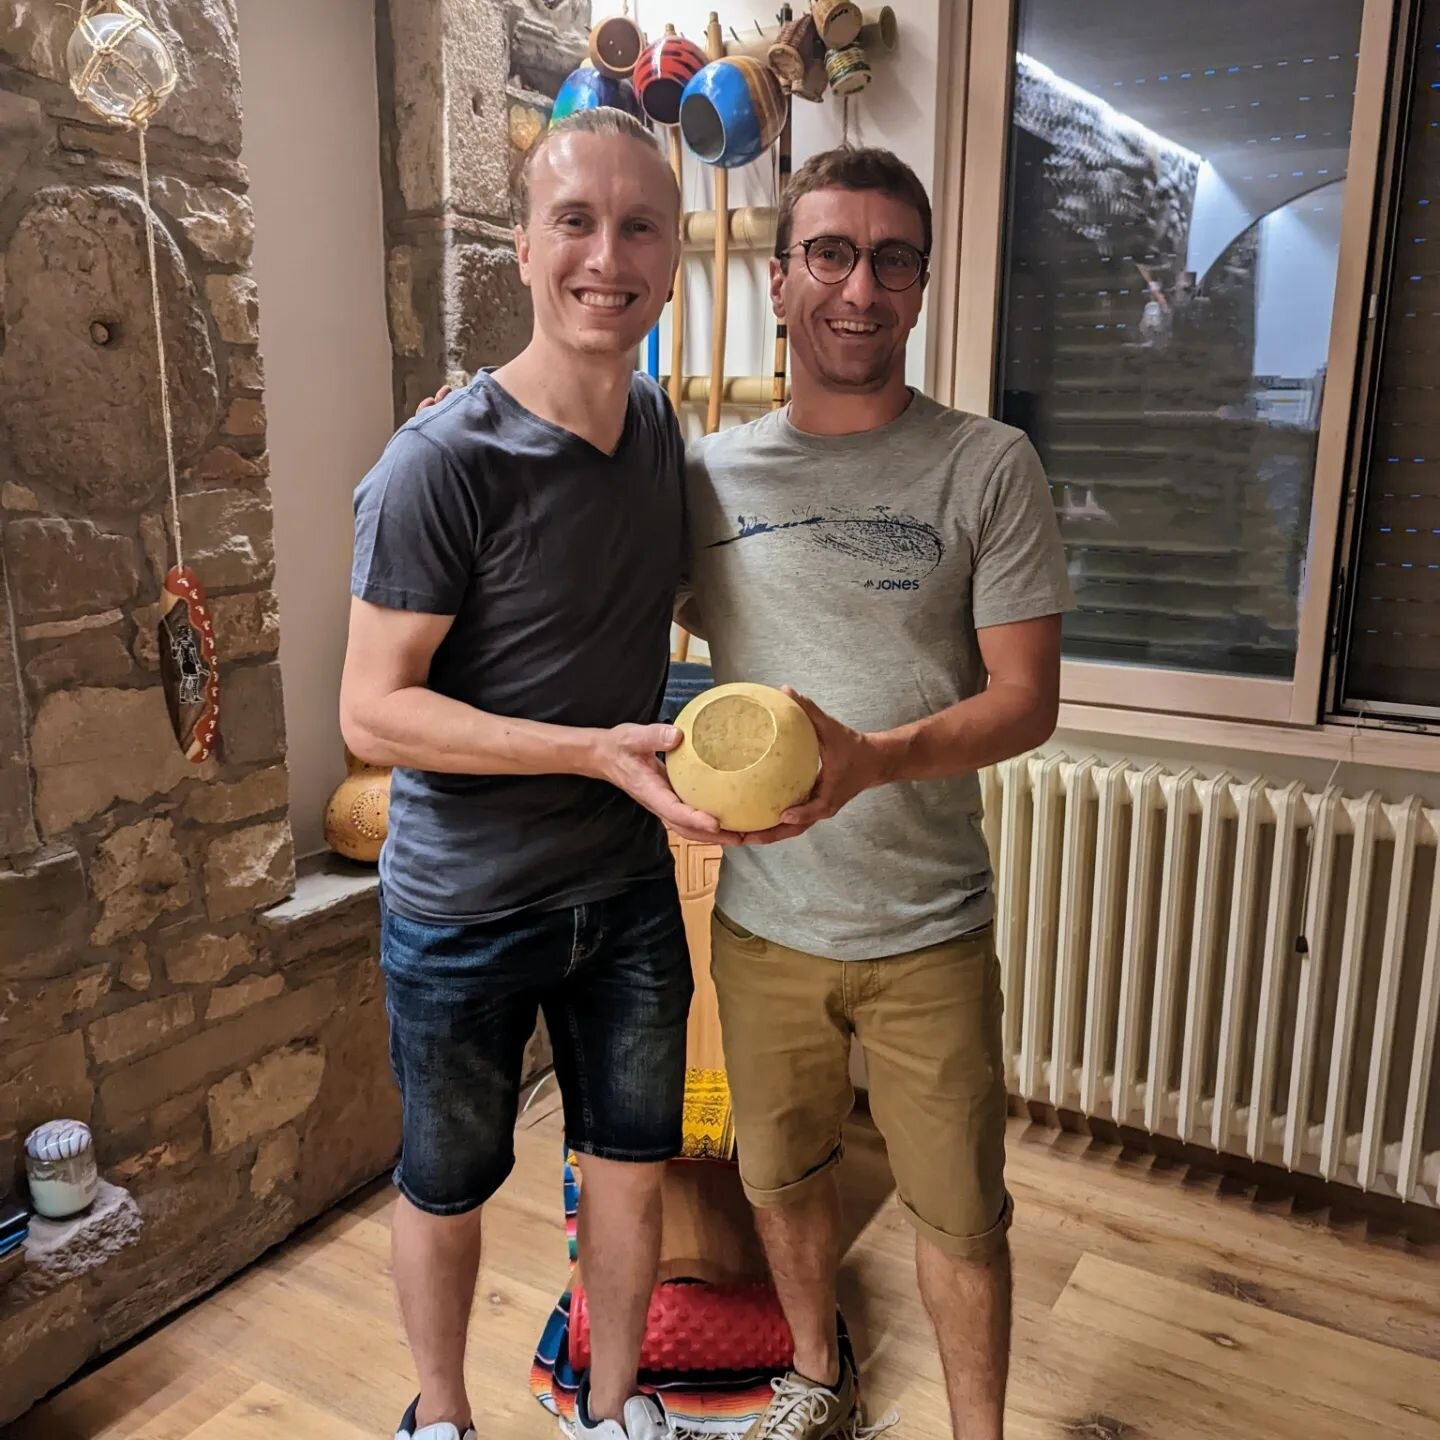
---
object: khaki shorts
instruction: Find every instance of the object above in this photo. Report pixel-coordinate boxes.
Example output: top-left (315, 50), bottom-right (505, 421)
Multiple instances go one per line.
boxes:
top-left (710, 909), bottom-right (1011, 1260)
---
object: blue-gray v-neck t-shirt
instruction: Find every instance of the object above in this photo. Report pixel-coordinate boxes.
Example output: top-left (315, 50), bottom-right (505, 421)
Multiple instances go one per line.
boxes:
top-left (350, 368), bottom-right (685, 925)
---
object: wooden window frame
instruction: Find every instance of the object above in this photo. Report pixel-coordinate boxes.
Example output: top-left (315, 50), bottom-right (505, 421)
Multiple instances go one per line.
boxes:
top-left (926, 0), bottom-right (1440, 769)
top-left (1328, 0), bottom-right (1440, 726)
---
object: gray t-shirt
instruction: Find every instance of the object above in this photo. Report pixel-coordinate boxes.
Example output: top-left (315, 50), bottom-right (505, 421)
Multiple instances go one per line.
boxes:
top-left (351, 368), bottom-right (685, 925)
top-left (683, 389), bottom-right (1075, 961)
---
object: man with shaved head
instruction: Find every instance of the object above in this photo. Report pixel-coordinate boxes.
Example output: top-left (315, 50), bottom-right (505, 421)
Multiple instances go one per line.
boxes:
top-left (341, 108), bottom-right (734, 1440)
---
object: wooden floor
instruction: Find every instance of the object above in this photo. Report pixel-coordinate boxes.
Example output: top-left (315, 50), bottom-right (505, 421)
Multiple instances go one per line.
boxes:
top-left (11, 1094), bottom-right (1440, 1440)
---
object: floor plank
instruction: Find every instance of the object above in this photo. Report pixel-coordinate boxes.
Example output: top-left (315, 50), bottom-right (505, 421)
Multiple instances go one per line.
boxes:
top-left (1051, 1253), bottom-right (1440, 1437)
top-left (185, 1384), bottom-right (371, 1440)
top-left (11, 1344), bottom-right (251, 1440)
top-left (1006, 1310), bottom-right (1360, 1440)
top-left (1005, 1123), bottom-right (1440, 1361)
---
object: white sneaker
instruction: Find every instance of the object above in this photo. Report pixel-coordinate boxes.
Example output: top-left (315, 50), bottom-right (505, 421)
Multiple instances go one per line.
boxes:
top-left (395, 1395), bottom-right (477, 1440)
top-left (572, 1378), bottom-right (676, 1439)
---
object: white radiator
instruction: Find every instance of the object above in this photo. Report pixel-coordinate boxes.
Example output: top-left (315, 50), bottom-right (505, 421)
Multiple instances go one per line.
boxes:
top-left (980, 755), bottom-right (1440, 1207)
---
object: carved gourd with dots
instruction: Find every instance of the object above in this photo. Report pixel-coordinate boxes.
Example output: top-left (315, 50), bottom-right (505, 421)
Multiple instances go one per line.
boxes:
top-left (324, 750), bottom-right (392, 863)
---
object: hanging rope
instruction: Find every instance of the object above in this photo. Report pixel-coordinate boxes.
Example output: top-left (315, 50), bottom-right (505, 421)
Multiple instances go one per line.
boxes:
top-left (137, 123), bottom-right (183, 569)
top-left (70, 1), bottom-right (183, 567)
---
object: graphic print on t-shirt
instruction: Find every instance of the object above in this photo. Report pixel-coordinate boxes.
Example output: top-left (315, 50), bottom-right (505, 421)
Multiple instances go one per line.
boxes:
top-left (707, 504), bottom-right (943, 590)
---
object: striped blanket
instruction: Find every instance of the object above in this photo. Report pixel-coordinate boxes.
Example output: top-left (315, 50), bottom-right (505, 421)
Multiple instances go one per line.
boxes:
top-left (529, 1282), bottom-right (860, 1439)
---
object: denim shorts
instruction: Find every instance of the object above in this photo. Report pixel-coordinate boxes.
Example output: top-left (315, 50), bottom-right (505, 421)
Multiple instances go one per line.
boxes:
top-left (379, 875), bottom-right (694, 1216)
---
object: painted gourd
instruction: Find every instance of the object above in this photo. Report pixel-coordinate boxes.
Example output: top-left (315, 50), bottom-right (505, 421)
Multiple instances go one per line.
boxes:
top-left (679, 57), bottom-right (786, 169)
top-left (587, 14), bottom-right (644, 77)
top-left (633, 28), bottom-right (708, 127)
top-left (324, 748), bottom-right (391, 863)
top-left (550, 65), bottom-right (644, 126)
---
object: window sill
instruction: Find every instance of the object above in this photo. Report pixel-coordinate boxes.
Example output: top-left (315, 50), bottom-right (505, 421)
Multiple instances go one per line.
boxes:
top-left (1055, 701), bottom-right (1440, 773)
top-left (262, 851), bottom-right (379, 924)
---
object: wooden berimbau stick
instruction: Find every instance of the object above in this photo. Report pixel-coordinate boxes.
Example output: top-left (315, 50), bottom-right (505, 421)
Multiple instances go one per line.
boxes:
top-left (705, 10), bottom-right (727, 437)
top-left (670, 116), bottom-right (692, 666)
top-left (666, 24), bottom-right (687, 417)
top-left (772, 5), bottom-right (794, 410)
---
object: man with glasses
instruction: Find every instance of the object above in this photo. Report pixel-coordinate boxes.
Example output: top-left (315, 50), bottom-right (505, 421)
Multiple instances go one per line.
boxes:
top-left (680, 146), bottom-right (1073, 1440)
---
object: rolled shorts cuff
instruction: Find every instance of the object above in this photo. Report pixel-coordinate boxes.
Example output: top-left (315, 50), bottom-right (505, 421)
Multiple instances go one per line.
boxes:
top-left (738, 1139), bottom-right (845, 1209)
top-left (898, 1188), bottom-right (1013, 1260)
top-left (391, 1161), bottom-right (496, 1219)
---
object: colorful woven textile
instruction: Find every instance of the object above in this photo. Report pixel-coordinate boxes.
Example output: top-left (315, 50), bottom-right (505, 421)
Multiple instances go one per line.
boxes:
top-left (530, 1286), bottom-right (860, 1439)
top-left (533, 1147), bottom-right (864, 1436)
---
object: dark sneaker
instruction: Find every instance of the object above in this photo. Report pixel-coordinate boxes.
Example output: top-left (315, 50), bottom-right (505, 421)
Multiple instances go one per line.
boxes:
top-left (394, 1395), bottom-right (478, 1440)
top-left (572, 1375), bottom-right (676, 1438)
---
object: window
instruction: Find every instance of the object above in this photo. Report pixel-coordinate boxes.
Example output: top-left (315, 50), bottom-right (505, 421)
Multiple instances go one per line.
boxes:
top-left (938, 0), bottom-right (1402, 727)
top-left (1334, 0), bottom-right (1440, 721)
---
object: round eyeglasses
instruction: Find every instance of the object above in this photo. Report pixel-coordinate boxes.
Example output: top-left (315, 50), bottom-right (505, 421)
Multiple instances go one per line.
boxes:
top-left (778, 235), bottom-right (928, 292)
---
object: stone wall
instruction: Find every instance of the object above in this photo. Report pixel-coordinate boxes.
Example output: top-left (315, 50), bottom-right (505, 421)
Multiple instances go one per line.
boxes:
top-left (0, 0), bottom-right (585, 1421)
top-left (376, 0), bottom-right (589, 420)
top-left (0, 1), bottom-right (399, 1422)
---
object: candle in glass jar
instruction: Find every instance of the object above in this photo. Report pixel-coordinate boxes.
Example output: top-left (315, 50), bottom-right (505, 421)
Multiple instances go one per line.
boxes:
top-left (25, 1120), bottom-right (99, 1220)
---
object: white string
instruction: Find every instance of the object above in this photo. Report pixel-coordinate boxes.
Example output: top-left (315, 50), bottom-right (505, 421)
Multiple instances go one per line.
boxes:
top-left (1321, 697), bottom-right (1369, 795)
top-left (137, 123), bottom-right (182, 570)
top-left (769, 138), bottom-right (782, 406)
top-left (1292, 698), bottom-right (1371, 956)
top-left (845, 1410), bottom-right (900, 1439)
